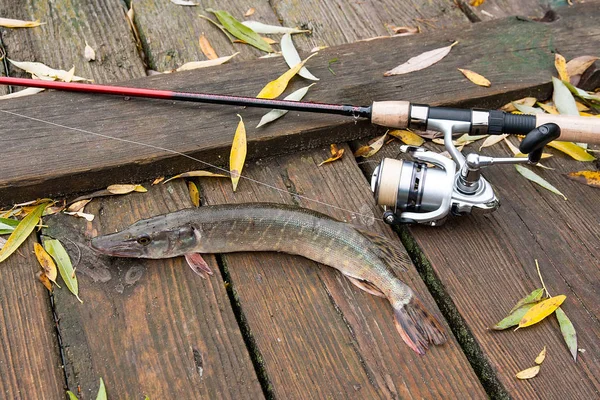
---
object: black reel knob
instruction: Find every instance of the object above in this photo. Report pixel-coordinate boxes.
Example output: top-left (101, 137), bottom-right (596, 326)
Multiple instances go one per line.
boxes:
top-left (519, 123), bottom-right (561, 163)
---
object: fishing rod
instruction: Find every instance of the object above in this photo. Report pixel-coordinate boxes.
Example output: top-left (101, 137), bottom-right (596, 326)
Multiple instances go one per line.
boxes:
top-left (1, 76), bottom-right (599, 226)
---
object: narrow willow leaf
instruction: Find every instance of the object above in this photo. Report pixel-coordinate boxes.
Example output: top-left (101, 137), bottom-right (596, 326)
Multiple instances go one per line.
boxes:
top-left (256, 53), bottom-right (316, 99)
top-left (535, 346), bottom-right (547, 365)
top-left (387, 25), bottom-right (419, 35)
top-left (388, 129), bottom-right (424, 146)
top-left (0, 87), bottom-right (44, 100)
top-left (458, 68), bottom-right (491, 87)
top-left (518, 295), bottom-right (566, 328)
top-left (164, 170), bottom-right (227, 183)
top-left (170, 0), bottom-right (198, 5)
top-left (354, 133), bottom-right (387, 158)
top-left (44, 239), bottom-right (81, 302)
top-left (107, 184), bottom-right (137, 194)
top-left (199, 34), bottom-right (218, 60)
top-left (34, 243), bottom-right (58, 284)
top-left (0, 18), bottom-right (44, 28)
top-left (515, 365), bottom-right (540, 380)
top-left (0, 217), bottom-right (19, 235)
top-left (152, 177), bottom-right (165, 185)
top-left (546, 141), bottom-right (595, 161)
top-left (256, 84), bottom-right (315, 128)
top-left (509, 288), bottom-right (544, 314)
top-left (8, 59), bottom-right (90, 82)
top-left (84, 41), bottom-right (96, 61)
top-left (173, 53), bottom-right (238, 72)
top-left (562, 80), bottom-right (600, 102)
top-left (208, 10), bottom-right (273, 52)
top-left (552, 77), bottom-right (579, 116)
top-left (64, 211), bottom-right (95, 221)
top-left (554, 53), bottom-right (569, 82)
top-left (281, 33), bottom-right (319, 81)
top-left (537, 102), bottom-right (559, 114)
top-left (38, 270), bottom-right (53, 292)
top-left (479, 134), bottom-right (507, 150)
top-left (566, 170), bottom-right (600, 188)
top-left (500, 97), bottom-right (536, 112)
top-left (515, 165), bottom-right (567, 200)
top-left (133, 185), bottom-right (147, 193)
top-left (492, 303), bottom-right (536, 330)
top-left (0, 202), bottom-right (48, 263)
top-left (512, 102), bottom-right (544, 114)
top-left (470, 0), bottom-right (485, 6)
top-left (567, 56), bottom-right (598, 85)
top-left (188, 181), bottom-right (200, 207)
top-left (384, 41), bottom-right (458, 76)
top-left (241, 20), bottom-right (310, 34)
top-left (230, 114), bottom-right (247, 191)
top-left (96, 378), bottom-right (107, 400)
top-left (67, 391), bottom-right (79, 400)
top-left (555, 307), bottom-right (577, 361)
top-left (319, 144), bottom-right (345, 166)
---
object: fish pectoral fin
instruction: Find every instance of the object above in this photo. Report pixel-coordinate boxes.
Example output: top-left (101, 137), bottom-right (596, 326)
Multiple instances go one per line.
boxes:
top-left (184, 253), bottom-right (214, 279)
top-left (346, 276), bottom-right (386, 298)
top-left (354, 228), bottom-right (409, 273)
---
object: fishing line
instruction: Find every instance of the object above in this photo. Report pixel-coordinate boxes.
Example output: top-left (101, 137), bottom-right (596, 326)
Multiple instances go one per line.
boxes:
top-left (0, 108), bottom-right (381, 224)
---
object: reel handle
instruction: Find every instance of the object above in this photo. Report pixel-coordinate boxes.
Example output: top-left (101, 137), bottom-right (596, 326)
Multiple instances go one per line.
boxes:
top-left (520, 123), bottom-right (561, 163)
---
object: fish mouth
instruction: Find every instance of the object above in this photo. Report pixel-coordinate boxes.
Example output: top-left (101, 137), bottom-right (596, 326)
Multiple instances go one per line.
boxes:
top-left (90, 236), bottom-right (143, 258)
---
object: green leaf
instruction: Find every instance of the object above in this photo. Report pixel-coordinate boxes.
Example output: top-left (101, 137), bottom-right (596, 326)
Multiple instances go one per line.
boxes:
top-left (492, 303), bottom-right (536, 330)
top-left (515, 165), bottom-right (567, 200)
top-left (555, 307), bottom-right (578, 361)
top-left (562, 80), bottom-right (600, 103)
top-left (44, 239), bottom-right (82, 303)
top-left (96, 378), bottom-right (107, 400)
top-left (207, 9), bottom-right (273, 53)
top-left (512, 102), bottom-right (544, 114)
top-left (66, 391), bottom-right (79, 400)
top-left (509, 288), bottom-right (544, 314)
top-left (0, 202), bottom-right (49, 263)
top-left (0, 217), bottom-right (20, 235)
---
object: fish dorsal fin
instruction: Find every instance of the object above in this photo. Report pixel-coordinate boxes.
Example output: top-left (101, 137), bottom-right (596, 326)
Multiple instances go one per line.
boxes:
top-left (354, 228), bottom-right (409, 274)
top-left (346, 276), bottom-right (386, 297)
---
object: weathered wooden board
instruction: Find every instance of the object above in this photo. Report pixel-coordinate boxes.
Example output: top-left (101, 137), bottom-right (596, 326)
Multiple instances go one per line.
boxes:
top-left (0, 0), bottom-right (146, 89)
top-left (1, 3), bottom-right (598, 206)
top-left (133, 0), bottom-right (280, 71)
top-left (0, 235), bottom-right (65, 400)
top-left (270, 0), bottom-right (468, 51)
top-left (43, 183), bottom-right (264, 399)
top-left (456, 0), bottom-right (568, 22)
top-left (354, 134), bottom-right (600, 398)
top-left (196, 144), bottom-right (487, 398)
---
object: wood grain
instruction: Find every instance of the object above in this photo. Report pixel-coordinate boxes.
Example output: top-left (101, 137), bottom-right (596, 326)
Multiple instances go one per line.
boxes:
top-left (354, 133), bottom-right (600, 398)
top-left (132, 0), bottom-right (281, 72)
top-left (271, 0), bottom-right (468, 52)
top-left (43, 183), bottom-right (263, 399)
top-left (0, 235), bottom-right (65, 400)
top-left (197, 144), bottom-right (486, 398)
top-left (456, 0), bottom-right (566, 22)
top-left (1, 3), bottom-right (598, 206)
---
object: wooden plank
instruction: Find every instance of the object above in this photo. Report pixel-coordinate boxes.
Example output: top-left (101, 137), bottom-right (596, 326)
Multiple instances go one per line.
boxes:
top-left (133, 0), bottom-right (281, 71)
top-left (270, 0), bottom-right (468, 51)
top-left (354, 136), bottom-right (600, 397)
top-left (196, 144), bottom-right (487, 398)
top-left (456, 0), bottom-right (568, 22)
top-left (0, 235), bottom-right (65, 400)
top-left (0, 4), bottom-right (598, 204)
top-left (42, 182), bottom-right (264, 399)
top-left (0, 0), bottom-right (146, 87)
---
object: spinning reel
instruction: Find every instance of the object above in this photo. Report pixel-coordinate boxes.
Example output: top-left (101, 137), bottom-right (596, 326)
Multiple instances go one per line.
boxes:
top-left (371, 108), bottom-right (561, 226)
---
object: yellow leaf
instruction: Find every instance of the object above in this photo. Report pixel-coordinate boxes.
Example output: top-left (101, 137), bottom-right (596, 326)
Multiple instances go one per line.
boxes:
top-left (500, 97), bottom-right (536, 112)
top-left (319, 144), bottom-right (345, 166)
top-left (133, 185), bottom-right (147, 192)
top-left (518, 295), bottom-right (566, 328)
top-left (535, 346), bottom-right (547, 365)
top-left (537, 102), bottom-right (559, 115)
top-left (575, 101), bottom-right (589, 112)
top-left (152, 177), bottom-right (165, 185)
top-left (199, 34), bottom-right (218, 60)
top-left (0, 18), bottom-right (44, 28)
top-left (256, 53), bottom-right (317, 99)
top-left (244, 7), bottom-right (255, 17)
top-left (163, 170), bottom-right (228, 183)
top-left (0, 202), bottom-right (49, 263)
top-left (388, 129), bottom-right (424, 146)
top-left (106, 184), bottom-right (137, 194)
top-left (353, 133), bottom-right (387, 158)
top-left (515, 365), bottom-right (540, 380)
top-left (547, 141), bottom-right (596, 161)
top-left (230, 114), bottom-right (247, 191)
top-left (38, 271), bottom-right (53, 292)
top-left (566, 170), bottom-right (600, 188)
top-left (470, 0), bottom-right (485, 6)
top-left (34, 243), bottom-right (58, 284)
top-left (479, 134), bottom-right (507, 151)
top-left (554, 53), bottom-right (569, 82)
top-left (458, 68), bottom-right (491, 87)
top-left (188, 181), bottom-right (200, 207)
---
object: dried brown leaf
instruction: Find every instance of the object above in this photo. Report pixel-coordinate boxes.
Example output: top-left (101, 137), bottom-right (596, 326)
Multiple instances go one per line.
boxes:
top-left (199, 34), bottom-right (218, 60)
top-left (384, 41), bottom-right (458, 76)
top-left (319, 144), bottom-right (345, 166)
top-left (566, 170), bottom-right (600, 188)
top-left (353, 133), bottom-right (387, 158)
top-left (244, 7), bottom-right (256, 17)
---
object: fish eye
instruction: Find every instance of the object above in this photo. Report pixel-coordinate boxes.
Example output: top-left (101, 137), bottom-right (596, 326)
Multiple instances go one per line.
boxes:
top-left (137, 235), bottom-right (152, 245)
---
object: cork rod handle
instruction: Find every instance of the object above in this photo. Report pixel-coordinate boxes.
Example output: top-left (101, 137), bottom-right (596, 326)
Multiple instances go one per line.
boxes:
top-left (536, 114), bottom-right (600, 144)
top-left (371, 101), bottom-right (411, 128)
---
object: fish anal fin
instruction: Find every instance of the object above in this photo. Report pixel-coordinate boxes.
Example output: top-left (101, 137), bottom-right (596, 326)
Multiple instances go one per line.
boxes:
top-left (354, 228), bottom-right (409, 273)
top-left (347, 276), bottom-right (386, 298)
top-left (185, 253), bottom-right (213, 279)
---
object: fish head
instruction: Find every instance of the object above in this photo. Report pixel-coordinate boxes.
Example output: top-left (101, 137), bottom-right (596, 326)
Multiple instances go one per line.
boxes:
top-left (91, 213), bottom-right (201, 259)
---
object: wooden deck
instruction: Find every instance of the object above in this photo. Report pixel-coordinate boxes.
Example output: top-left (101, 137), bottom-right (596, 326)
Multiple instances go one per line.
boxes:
top-left (1, 1), bottom-right (598, 399)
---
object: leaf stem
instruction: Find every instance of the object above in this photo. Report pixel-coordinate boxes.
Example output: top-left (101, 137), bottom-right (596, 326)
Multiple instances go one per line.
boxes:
top-left (535, 259), bottom-right (551, 297)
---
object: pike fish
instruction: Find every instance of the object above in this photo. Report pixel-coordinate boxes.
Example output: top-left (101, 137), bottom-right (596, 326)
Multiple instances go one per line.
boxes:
top-left (91, 203), bottom-right (446, 355)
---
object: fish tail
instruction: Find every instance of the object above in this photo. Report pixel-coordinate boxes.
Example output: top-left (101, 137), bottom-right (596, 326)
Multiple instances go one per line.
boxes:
top-left (392, 297), bottom-right (447, 355)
